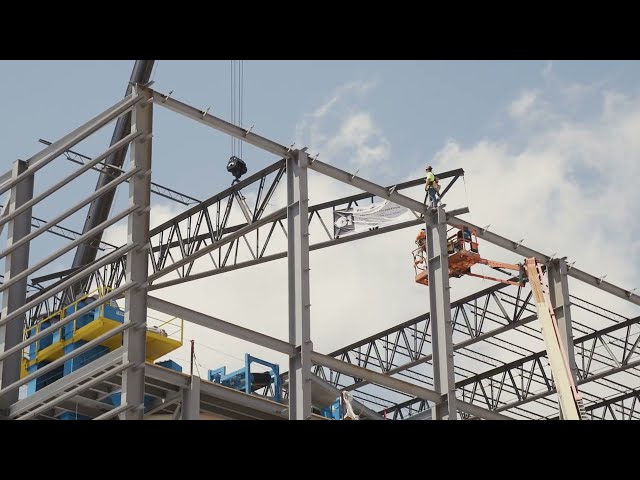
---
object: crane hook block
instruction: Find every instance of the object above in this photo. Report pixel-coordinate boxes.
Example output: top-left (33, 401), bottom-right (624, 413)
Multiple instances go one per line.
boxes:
top-left (227, 156), bottom-right (248, 180)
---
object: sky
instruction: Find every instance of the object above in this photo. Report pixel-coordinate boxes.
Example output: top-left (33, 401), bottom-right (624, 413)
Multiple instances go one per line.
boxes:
top-left (1, 60), bottom-right (640, 414)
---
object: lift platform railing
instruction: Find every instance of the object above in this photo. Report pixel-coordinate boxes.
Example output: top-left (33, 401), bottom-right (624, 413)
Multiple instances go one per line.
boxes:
top-left (413, 226), bottom-right (524, 287)
top-left (146, 314), bottom-right (184, 345)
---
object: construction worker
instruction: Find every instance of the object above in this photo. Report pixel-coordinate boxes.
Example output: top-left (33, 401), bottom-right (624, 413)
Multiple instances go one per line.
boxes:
top-left (425, 166), bottom-right (439, 207)
top-left (415, 228), bottom-right (426, 251)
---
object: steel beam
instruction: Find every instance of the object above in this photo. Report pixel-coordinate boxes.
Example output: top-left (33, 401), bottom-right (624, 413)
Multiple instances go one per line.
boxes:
top-left (95, 402), bottom-right (133, 420)
top-left (0, 203), bottom-right (138, 294)
top-left (308, 158), bottom-right (436, 224)
top-left (146, 166), bottom-right (460, 254)
top-left (146, 209), bottom-right (467, 292)
top-left (145, 363), bottom-right (190, 388)
top-left (426, 206), bottom-right (457, 420)
top-left (9, 347), bottom-right (125, 418)
top-left (548, 257), bottom-right (579, 418)
top-left (548, 388), bottom-right (640, 420)
top-left (306, 152), bottom-right (638, 307)
top-left (73, 61), bottom-right (154, 271)
top-left (0, 160), bottom-right (33, 410)
top-left (404, 409), bottom-right (432, 420)
top-left (147, 296), bottom-right (296, 356)
top-left (458, 314), bottom-right (640, 391)
top-left (446, 313), bottom-right (640, 415)
top-left (182, 375), bottom-right (200, 420)
top-left (147, 207), bottom-right (286, 287)
top-left (144, 392), bottom-right (182, 417)
top-left (391, 309), bottom-right (640, 417)
top-left (148, 87), bottom-right (291, 159)
top-left (0, 323), bottom-right (132, 398)
top-left (148, 218), bottom-right (424, 287)
top-left (145, 297), bottom-right (510, 419)
top-left (120, 85), bottom-right (152, 420)
top-left (310, 351), bottom-right (442, 403)
top-left (287, 150), bottom-right (313, 420)
top-left (0, 162), bottom-right (138, 261)
top-left (0, 283), bottom-right (134, 362)
top-left (580, 389), bottom-right (640, 420)
top-left (17, 361), bottom-right (131, 420)
top-left (312, 277), bottom-right (528, 393)
top-left (38, 138), bottom-right (201, 206)
top-left (0, 243), bottom-right (136, 329)
top-left (90, 85), bottom-right (640, 310)
top-left (145, 364), bottom-right (292, 419)
top-left (0, 132), bottom-right (141, 231)
top-left (448, 216), bottom-right (640, 307)
top-left (24, 167), bottom-right (463, 301)
top-left (25, 214), bottom-right (117, 252)
top-left (149, 159), bottom-right (285, 235)
top-left (0, 94), bottom-right (142, 198)
top-left (309, 374), bottom-right (383, 420)
top-left (549, 258), bottom-right (578, 383)
top-left (312, 350), bottom-right (508, 419)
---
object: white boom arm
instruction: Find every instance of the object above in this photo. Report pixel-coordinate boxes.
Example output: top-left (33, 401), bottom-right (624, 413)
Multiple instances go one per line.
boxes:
top-left (525, 258), bottom-right (587, 420)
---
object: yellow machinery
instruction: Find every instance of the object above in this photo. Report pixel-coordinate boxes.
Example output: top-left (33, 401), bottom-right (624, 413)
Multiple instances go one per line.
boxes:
top-left (21, 288), bottom-right (183, 382)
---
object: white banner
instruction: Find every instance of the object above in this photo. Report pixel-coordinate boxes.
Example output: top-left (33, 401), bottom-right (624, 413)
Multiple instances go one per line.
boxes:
top-left (333, 200), bottom-right (408, 237)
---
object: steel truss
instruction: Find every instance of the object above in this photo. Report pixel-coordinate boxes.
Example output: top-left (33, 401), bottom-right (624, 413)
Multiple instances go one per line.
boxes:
top-left (26, 162), bottom-right (464, 324)
top-left (38, 138), bottom-right (201, 206)
top-left (312, 277), bottom-right (640, 419)
top-left (32, 164), bottom-right (462, 285)
top-left (0, 76), bottom-right (638, 420)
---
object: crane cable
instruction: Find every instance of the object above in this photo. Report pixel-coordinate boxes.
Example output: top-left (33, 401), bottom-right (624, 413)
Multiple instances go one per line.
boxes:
top-left (230, 60), bottom-right (244, 159)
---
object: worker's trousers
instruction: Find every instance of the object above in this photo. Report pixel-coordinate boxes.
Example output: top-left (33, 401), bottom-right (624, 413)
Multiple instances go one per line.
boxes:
top-left (427, 187), bottom-right (438, 207)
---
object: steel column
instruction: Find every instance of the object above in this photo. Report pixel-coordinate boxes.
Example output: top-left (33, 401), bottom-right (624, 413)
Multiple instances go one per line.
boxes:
top-left (549, 258), bottom-right (579, 418)
top-left (182, 375), bottom-right (200, 420)
top-left (0, 160), bottom-right (33, 410)
top-left (120, 85), bottom-right (153, 419)
top-left (549, 258), bottom-right (578, 382)
top-left (287, 149), bottom-right (313, 420)
top-left (426, 207), bottom-right (457, 420)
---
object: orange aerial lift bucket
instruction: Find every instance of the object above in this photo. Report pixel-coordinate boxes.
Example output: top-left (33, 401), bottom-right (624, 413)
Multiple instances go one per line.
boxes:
top-left (412, 226), bottom-right (523, 287)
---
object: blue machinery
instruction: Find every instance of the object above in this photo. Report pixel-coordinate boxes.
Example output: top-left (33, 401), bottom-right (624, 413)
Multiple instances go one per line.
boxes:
top-left (320, 397), bottom-right (343, 420)
top-left (22, 289), bottom-right (184, 419)
top-left (207, 354), bottom-right (353, 419)
top-left (23, 289), bottom-right (349, 419)
top-left (208, 353), bottom-right (282, 402)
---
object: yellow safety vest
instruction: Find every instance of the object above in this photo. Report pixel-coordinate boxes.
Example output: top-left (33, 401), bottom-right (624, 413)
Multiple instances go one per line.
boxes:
top-left (426, 171), bottom-right (435, 186)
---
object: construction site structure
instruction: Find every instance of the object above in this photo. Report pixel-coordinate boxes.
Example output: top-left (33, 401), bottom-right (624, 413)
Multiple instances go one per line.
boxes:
top-left (0, 60), bottom-right (638, 420)
top-left (413, 226), bottom-right (588, 420)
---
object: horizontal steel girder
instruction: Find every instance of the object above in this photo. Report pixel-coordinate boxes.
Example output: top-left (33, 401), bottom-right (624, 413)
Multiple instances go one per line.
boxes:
top-left (146, 295), bottom-right (507, 420)
top-left (25, 164), bottom-right (465, 323)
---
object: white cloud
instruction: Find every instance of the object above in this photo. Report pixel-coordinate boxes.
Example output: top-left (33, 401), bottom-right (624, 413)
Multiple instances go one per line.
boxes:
top-left (312, 79), bottom-right (376, 119)
top-left (433, 85), bottom-right (640, 323)
top-left (326, 112), bottom-right (391, 169)
top-left (508, 89), bottom-right (538, 119)
top-left (296, 78), bottom-right (390, 173)
top-left (562, 82), bottom-right (597, 101)
top-left (542, 61), bottom-right (553, 79)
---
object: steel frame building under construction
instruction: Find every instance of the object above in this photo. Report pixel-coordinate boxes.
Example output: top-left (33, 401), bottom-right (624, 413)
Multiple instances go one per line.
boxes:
top-left (1, 61), bottom-right (639, 420)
